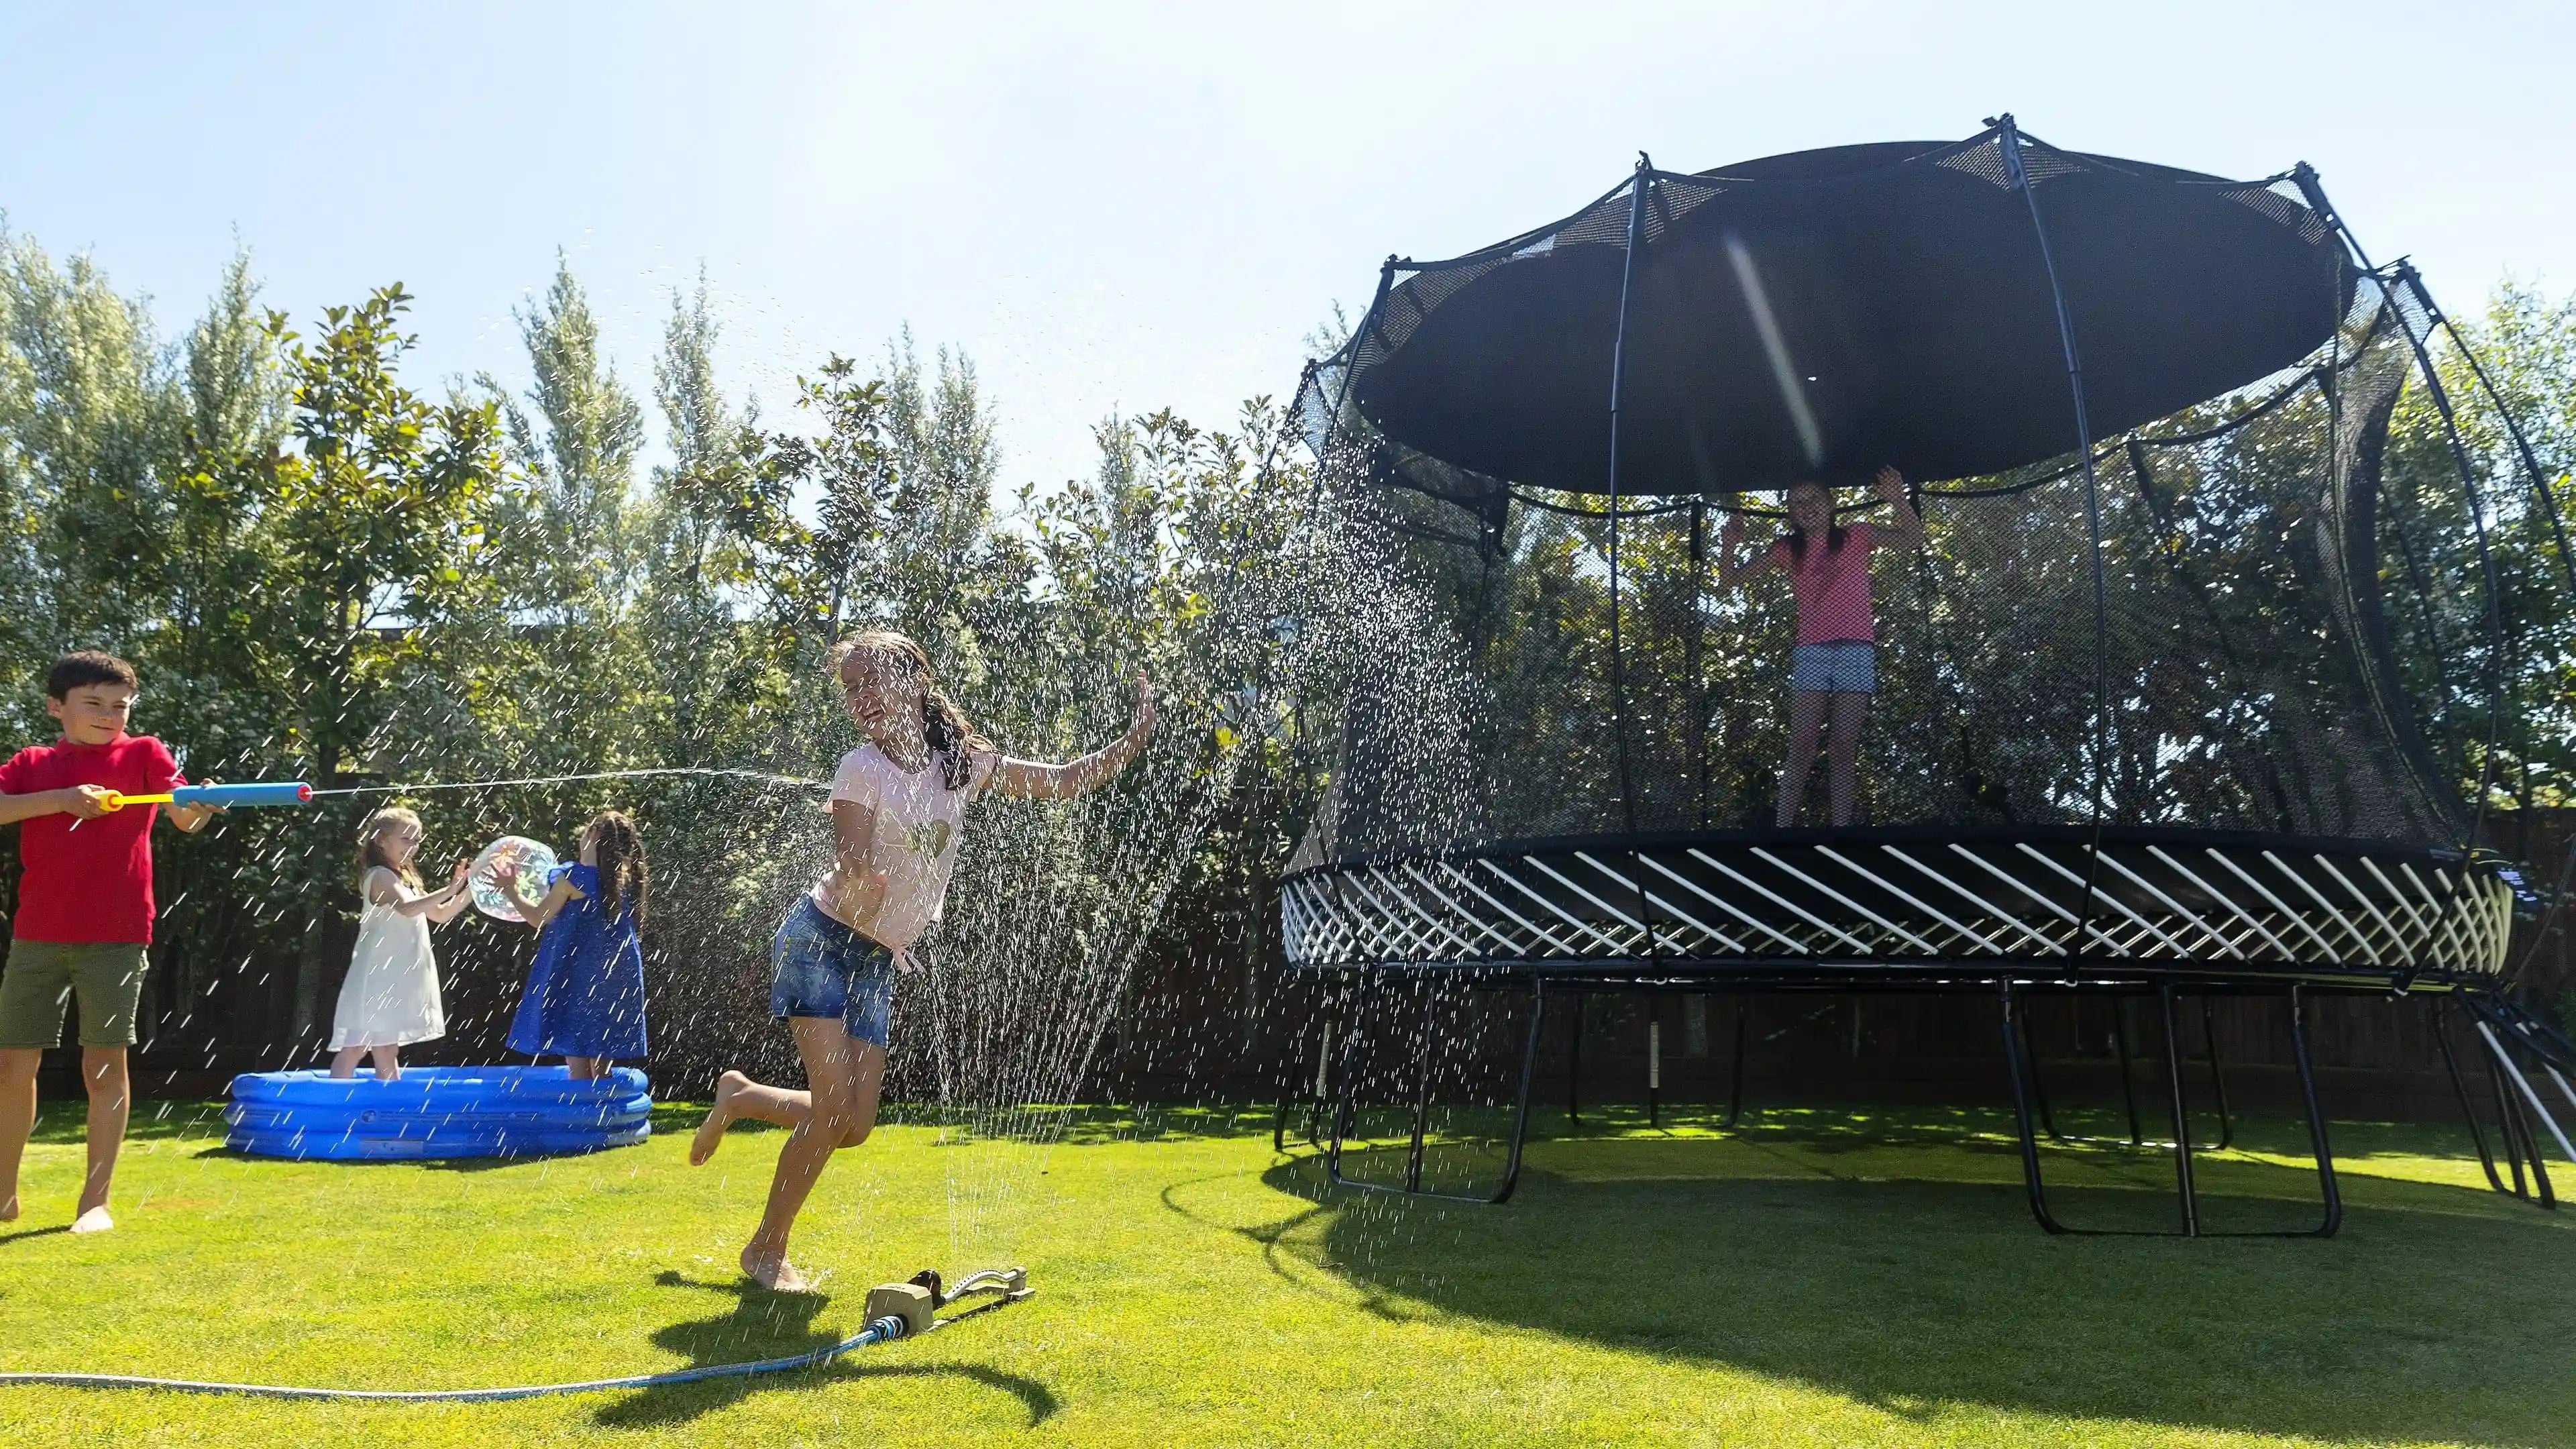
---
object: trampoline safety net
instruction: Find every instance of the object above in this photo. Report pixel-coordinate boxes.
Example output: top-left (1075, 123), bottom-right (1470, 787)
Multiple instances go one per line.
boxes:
top-left (1291, 130), bottom-right (2570, 865)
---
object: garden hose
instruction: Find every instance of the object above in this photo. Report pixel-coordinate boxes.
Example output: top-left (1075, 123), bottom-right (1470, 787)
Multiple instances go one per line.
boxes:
top-left (0, 1267), bottom-right (1032, 1403)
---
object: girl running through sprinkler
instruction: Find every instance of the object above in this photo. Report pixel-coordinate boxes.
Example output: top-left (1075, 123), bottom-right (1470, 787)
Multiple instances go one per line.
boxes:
top-left (492, 811), bottom-right (649, 1081)
top-left (328, 808), bottom-right (473, 1081)
top-left (1717, 466), bottom-right (1924, 828)
top-left (691, 630), bottom-right (1155, 1291)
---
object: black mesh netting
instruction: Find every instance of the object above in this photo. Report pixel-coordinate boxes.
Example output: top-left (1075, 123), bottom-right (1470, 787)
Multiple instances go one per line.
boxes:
top-left (1295, 138), bottom-right (2569, 862)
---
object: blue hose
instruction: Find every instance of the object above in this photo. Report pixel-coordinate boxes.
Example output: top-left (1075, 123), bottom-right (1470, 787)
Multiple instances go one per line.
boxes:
top-left (0, 1316), bottom-right (914, 1402)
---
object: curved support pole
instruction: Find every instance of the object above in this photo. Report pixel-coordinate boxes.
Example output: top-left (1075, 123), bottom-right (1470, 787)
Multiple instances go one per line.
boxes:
top-left (1993, 115), bottom-right (2113, 959)
top-left (1603, 158), bottom-right (1650, 836)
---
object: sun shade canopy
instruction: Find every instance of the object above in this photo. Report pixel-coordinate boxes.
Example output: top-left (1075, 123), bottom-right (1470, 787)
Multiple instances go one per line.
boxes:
top-left (1343, 131), bottom-right (2355, 494)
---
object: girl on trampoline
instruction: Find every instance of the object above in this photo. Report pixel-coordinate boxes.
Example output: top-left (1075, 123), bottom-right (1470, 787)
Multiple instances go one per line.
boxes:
top-left (1719, 466), bottom-right (1923, 827)
top-left (689, 629), bottom-right (1155, 1291)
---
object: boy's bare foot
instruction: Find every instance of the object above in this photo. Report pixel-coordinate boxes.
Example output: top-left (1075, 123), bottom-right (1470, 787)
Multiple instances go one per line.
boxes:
top-left (690, 1071), bottom-right (750, 1167)
top-left (69, 1205), bottom-right (113, 1234)
top-left (740, 1242), bottom-right (812, 1292)
top-left (1, 1193), bottom-right (17, 1223)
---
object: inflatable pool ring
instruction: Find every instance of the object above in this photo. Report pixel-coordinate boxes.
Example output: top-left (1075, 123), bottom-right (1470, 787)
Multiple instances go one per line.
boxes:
top-left (225, 1065), bottom-right (651, 1161)
top-left (468, 835), bottom-right (559, 920)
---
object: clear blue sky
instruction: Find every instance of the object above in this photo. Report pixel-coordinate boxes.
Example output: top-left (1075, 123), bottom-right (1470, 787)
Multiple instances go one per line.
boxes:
top-left (5, 2), bottom-right (2569, 492)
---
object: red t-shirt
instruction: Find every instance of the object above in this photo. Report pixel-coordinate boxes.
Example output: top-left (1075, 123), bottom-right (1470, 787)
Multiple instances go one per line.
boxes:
top-left (0, 733), bottom-right (185, 944)
top-left (1768, 521), bottom-right (1878, 645)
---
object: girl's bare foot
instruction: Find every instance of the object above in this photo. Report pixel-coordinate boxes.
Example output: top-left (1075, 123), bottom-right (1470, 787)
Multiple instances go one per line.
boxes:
top-left (740, 1241), bottom-right (812, 1292)
top-left (1, 1193), bottom-right (17, 1223)
top-left (690, 1071), bottom-right (750, 1166)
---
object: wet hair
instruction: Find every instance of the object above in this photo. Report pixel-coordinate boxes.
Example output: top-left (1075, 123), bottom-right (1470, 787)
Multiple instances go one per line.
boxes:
top-left (829, 629), bottom-right (993, 792)
top-left (585, 810), bottom-right (647, 925)
top-left (48, 651), bottom-right (138, 700)
top-left (356, 807), bottom-right (427, 892)
top-left (1782, 482), bottom-right (1848, 566)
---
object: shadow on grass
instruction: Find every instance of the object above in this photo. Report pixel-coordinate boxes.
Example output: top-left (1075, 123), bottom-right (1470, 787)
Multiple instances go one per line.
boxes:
top-left (588, 1271), bottom-right (1057, 1430)
top-left (1244, 1116), bottom-right (2576, 1447)
top-left (0, 1224), bottom-right (72, 1247)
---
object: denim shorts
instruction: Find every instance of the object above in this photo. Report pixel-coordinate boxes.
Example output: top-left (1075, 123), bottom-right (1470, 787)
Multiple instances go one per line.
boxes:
top-left (770, 897), bottom-right (897, 1048)
top-left (1790, 641), bottom-right (1876, 695)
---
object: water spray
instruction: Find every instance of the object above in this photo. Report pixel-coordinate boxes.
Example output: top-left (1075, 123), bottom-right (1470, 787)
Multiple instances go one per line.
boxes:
top-left (0, 1267), bottom-right (1033, 1402)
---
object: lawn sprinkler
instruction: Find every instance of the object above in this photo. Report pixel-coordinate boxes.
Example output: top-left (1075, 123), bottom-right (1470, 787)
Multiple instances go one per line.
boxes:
top-left (865, 1267), bottom-right (1036, 1338)
top-left (0, 1265), bottom-right (1035, 1402)
top-left (98, 781), bottom-right (315, 811)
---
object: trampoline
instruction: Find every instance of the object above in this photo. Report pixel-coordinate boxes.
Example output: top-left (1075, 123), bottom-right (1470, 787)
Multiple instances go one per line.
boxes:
top-left (226, 1066), bottom-right (653, 1161)
top-left (1273, 119), bottom-right (2576, 1234)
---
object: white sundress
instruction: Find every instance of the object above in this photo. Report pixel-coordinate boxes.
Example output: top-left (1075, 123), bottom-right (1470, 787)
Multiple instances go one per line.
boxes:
top-left (327, 871), bottom-right (447, 1050)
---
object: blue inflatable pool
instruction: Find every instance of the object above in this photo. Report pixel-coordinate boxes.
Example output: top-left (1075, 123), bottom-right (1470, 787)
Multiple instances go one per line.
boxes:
top-left (225, 1065), bottom-right (652, 1161)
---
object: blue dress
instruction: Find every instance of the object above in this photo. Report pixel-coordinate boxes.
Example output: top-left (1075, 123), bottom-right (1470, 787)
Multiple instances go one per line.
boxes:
top-left (506, 863), bottom-right (649, 1062)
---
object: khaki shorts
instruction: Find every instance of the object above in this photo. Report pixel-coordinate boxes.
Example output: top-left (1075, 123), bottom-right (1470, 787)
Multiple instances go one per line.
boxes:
top-left (0, 938), bottom-right (150, 1049)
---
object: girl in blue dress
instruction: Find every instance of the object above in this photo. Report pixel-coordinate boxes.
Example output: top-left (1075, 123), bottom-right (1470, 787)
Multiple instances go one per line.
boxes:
top-left (494, 811), bottom-right (649, 1080)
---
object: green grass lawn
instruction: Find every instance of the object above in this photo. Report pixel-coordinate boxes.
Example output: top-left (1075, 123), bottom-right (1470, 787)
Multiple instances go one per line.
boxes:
top-left (2, 1095), bottom-right (2571, 1447)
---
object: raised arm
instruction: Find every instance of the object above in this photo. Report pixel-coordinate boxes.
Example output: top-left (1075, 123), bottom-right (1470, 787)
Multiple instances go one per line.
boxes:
top-left (488, 858), bottom-right (581, 930)
top-left (1873, 466), bottom-right (1924, 549)
top-left (368, 863), bottom-right (475, 922)
top-left (983, 674), bottom-right (1157, 802)
top-left (1714, 508), bottom-right (1779, 592)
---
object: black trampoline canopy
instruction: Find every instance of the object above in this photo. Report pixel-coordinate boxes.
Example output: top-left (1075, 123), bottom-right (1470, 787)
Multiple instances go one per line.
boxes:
top-left (1346, 129), bottom-right (2357, 494)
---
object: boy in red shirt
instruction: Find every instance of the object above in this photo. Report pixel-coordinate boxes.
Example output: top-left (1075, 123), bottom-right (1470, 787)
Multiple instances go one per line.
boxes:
top-left (0, 652), bottom-right (218, 1233)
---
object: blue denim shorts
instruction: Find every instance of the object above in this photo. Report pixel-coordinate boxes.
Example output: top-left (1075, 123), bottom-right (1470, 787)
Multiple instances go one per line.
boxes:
top-left (770, 897), bottom-right (897, 1048)
top-left (1790, 641), bottom-right (1876, 694)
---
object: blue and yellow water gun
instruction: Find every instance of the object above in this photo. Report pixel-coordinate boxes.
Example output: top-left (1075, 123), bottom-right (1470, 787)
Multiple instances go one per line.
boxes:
top-left (98, 782), bottom-right (314, 812)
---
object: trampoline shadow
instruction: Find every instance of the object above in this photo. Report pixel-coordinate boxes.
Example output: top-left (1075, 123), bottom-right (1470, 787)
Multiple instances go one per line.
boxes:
top-left (1256, 1138), bottom-right (2576, 1446)
top-left (589, 1271), bottom-right (1057, 1430)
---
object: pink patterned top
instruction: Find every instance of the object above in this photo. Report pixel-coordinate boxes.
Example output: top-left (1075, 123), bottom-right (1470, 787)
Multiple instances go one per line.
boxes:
top-left (1767, 521), bottom-right (1878, 645)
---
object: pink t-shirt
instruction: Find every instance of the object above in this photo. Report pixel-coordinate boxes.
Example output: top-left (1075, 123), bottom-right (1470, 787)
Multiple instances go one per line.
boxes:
top-left (1768, 521), bottom-right (1877, 645)
top-left (810, 745), bottom-right (996, 951)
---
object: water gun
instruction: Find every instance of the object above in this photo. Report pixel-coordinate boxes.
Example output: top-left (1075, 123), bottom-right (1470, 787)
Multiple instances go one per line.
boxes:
top-left (98, 782), bottom-right (315, 812)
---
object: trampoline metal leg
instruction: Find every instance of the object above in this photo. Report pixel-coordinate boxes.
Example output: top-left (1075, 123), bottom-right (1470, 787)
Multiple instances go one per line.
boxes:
top-left (1274, 1012), bottom-right (1334, 1155)
top-left (2288, 984), bottom-right (2341, 1238)
top-left (1403, 987), bottom-right (1434, 1196)
top-left (2480, 1021), bottom-right (2576, 1166)
top-left (2436, 997), bottom-right (2514, 1197)
top-left (2000, 981), bottom-right (2068, 1234)
top-left (2023, 1000), bottom-right (2064, 1142)
top-left (1648, 999), bottom-right (1661, 1131)
top-left (2492, 1048), bottom-right (2533, 1199)
top-left (2158, 983), bottom-right (2200, 1238)
top-left (1325, 975), bottom-right (1547, 1208)
top-left (1488, 977), bottom-right (1548, 1206)
top-left (2202, 996), bottom-right (2235, 1151)
top-left (1566, 990), bottom-right (1583, 1128)
top-left (2116, 997), bottom-right (2144, 1147)
top-left (1725, 993), bottom-right (1749, 1129)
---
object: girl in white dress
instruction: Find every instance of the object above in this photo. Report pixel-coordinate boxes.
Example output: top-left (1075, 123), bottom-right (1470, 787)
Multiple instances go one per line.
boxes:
top-left (327, 807), bottom-right (472, 1080)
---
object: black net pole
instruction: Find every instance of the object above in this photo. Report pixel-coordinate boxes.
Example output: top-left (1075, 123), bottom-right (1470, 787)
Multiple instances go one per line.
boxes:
top-left (1605, 156), bottom-right (1650, 839)
top-left (1994, 115), bottom-right (2112, 959)
top-left (2384, 260), bottom-right (2512, 858)
top-left (2301, 168), bottom-right (2552, 989)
